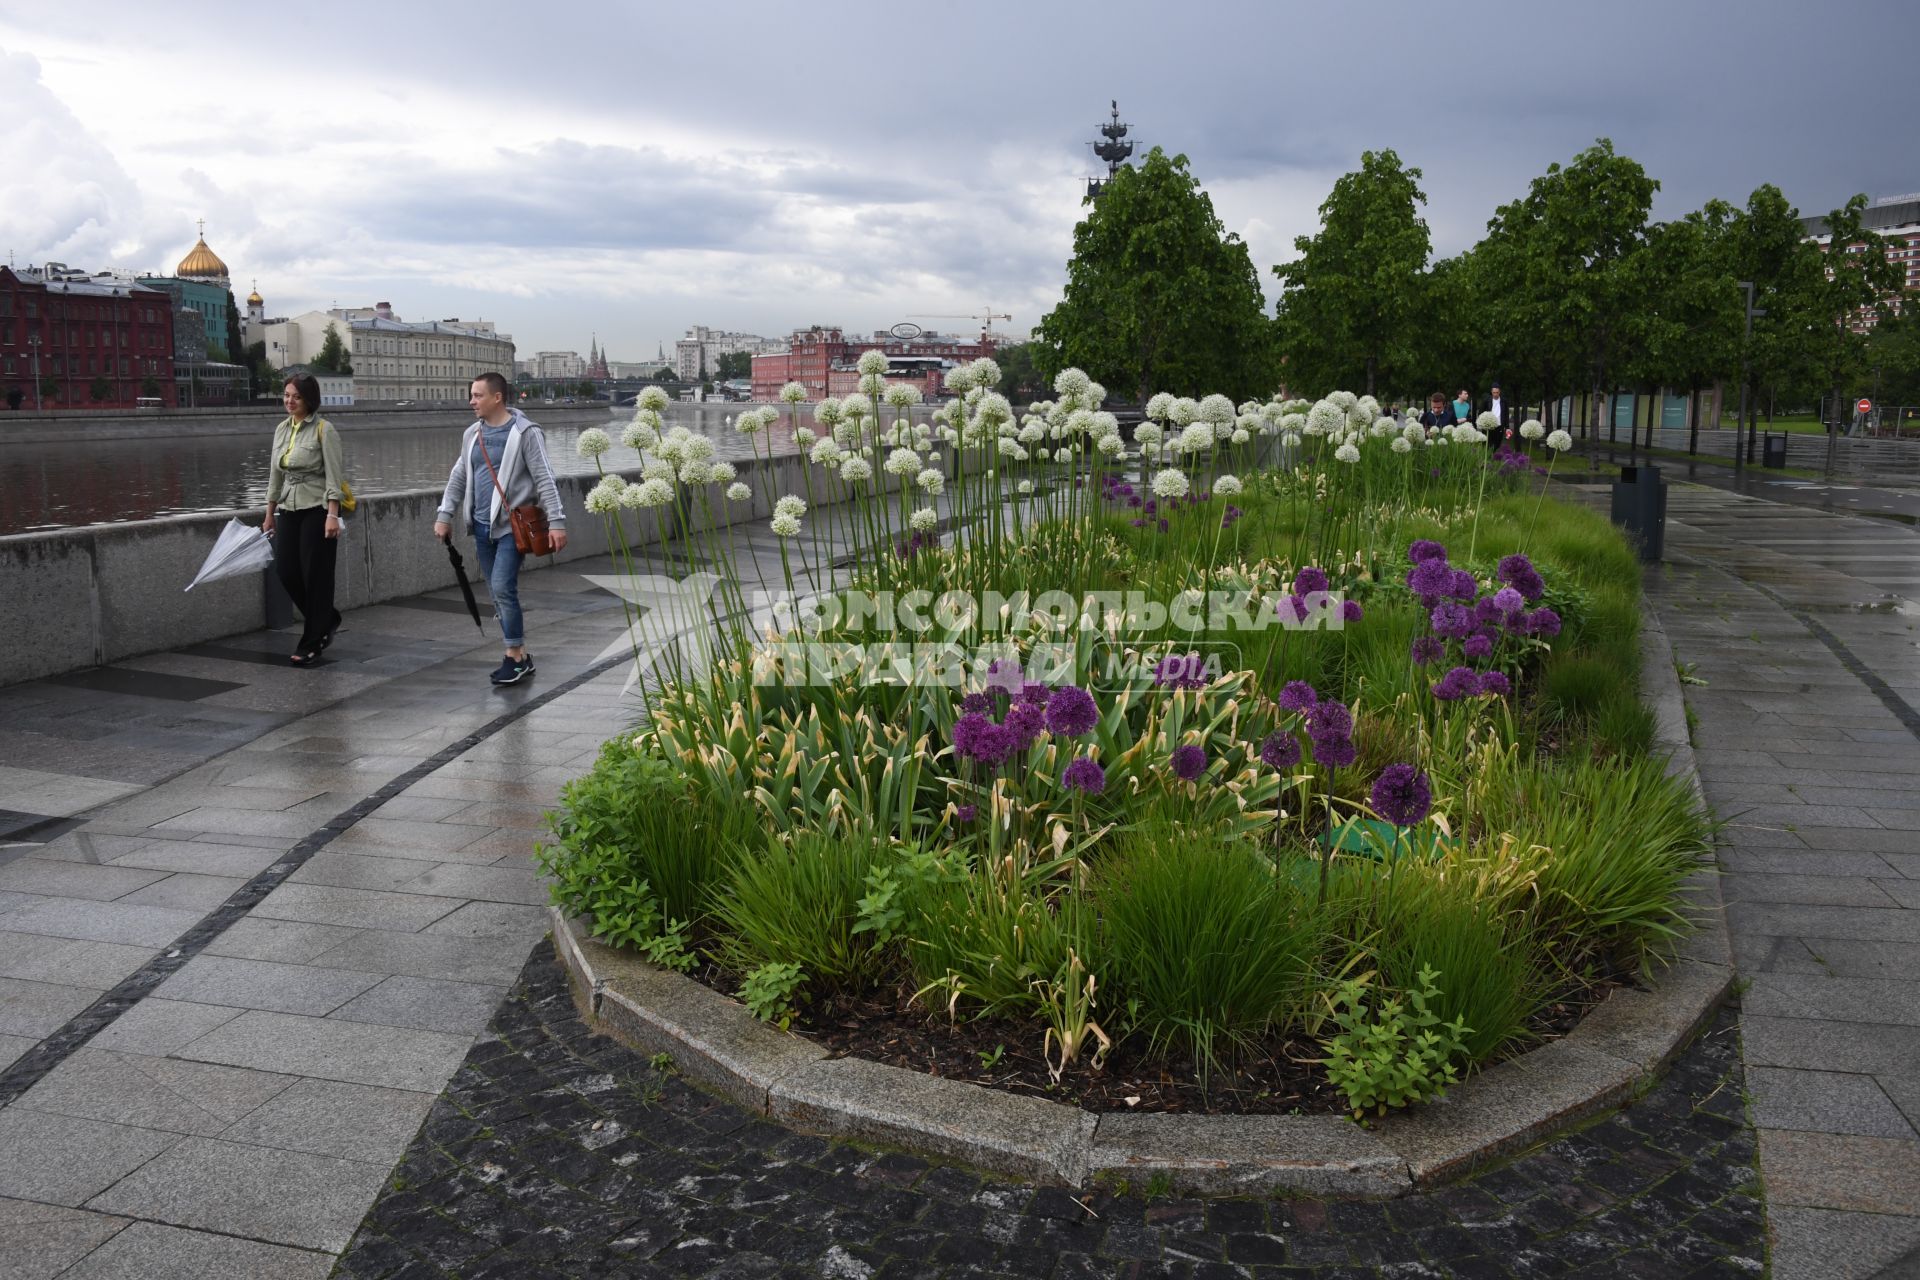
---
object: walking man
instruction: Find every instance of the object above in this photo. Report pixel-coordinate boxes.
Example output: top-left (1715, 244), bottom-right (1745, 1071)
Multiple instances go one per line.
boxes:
top-left (1485, 383), bottom-right (1512, 449)
top-left (433, 374), bottom-right (568, 685)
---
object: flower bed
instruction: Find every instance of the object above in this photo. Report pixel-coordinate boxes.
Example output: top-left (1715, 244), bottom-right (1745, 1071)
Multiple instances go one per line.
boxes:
top-left (543, 373), bottom-right (1710, 1123)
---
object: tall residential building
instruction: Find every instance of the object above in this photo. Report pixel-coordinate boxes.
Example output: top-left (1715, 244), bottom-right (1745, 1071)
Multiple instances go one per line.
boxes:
top-left (674, 325), bottom-right (785, 382)
top-left (531, 351), bottom-right (587, 381)
top-left (1801, 193), bottom-right (1920, 332)
top-left (0, 264), bottom-right (177, 408)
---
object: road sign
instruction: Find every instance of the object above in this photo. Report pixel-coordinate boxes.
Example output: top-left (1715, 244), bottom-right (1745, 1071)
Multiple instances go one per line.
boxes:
top-left (1857, 398), bottom-right (1872, 414)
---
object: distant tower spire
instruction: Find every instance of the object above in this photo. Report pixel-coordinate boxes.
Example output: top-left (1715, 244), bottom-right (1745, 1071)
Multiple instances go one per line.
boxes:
top-left (1086, 100), bottom-right (1136, 202)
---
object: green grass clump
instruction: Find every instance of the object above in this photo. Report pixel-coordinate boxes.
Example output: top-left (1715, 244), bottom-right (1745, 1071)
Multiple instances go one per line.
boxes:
top-left (711, 832), bottom-right (888, 991)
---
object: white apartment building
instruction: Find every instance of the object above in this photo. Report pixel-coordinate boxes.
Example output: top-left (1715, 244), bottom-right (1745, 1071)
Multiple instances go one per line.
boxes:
top-left (674, 325), bottom-right (785, 382)
top-left (1801, 193), bottom-right (1920, 332)
top-left (250, 302), bottom-right (516, 402)
top-left (531, 351), bottom-right (587, 381)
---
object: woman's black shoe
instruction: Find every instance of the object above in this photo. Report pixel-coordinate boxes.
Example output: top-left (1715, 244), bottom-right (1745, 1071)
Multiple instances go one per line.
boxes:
top-left (319, 614), bottom-right (341, 651)
top-left (289, 649), bottom-right (321, 667)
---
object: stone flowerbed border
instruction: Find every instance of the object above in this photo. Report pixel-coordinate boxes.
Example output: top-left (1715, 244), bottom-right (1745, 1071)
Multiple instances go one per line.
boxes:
top-left (550, 605), bottom-right (1730, 1197)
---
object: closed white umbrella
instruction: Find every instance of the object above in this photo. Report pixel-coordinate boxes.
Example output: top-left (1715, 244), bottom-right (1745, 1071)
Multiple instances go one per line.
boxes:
top-left (185, 519), bottom-right (277, 591)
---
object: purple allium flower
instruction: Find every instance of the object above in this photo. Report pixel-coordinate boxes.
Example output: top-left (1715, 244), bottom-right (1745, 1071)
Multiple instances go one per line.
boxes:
top-left (1449, 569), bottom-right (1478, 600)
top-left (1306, 701), bottom-right (1353, 742)
top-left (1479, 671), bottom-right (1513, 697)
top-left (1497, 554), bottom-right (1546, 602)
top-left (1278, 594), bottom-right (1310, 622)
top-left (1462, 631), bottom-right (1494, 661)
top-left (1409, 539), bottom-right (1448, 564)
top-left (1017, 682), bottom-right (1052, 706)
top-left (1004, 702), bottom-right (1046, 750)
top-left (1043, 685), bottom-right (1099, 736)
top-left (1278, 680), bottom-right (1320, 713)
top-left (1410, 636), bottom-right (1445, 666)
top-left (1152, 652), bottom-right (1209, 692)
top-left (1473, 595), bottom-right (1503, 627)
top-left (1342, 599), bottom-right (1364, 623)
top-left (1156, 519), bottom-right (1169, 533)
top-left (1063, 756), bottom-right (1107, 794)
top-left (1491, 586), bottom-right (1524, 614)
top-left (1370, 764), bottom-right (1433, 827)
top-left (1407, 559), bottom-right (1454, 603)
top-left (959, 691), bottom-right (996, 716)
top-left (1293, 566), bottom-right (1330, 597)
top-left (1313, 736), bottom-right (1357, 768)
top-left (1130, 518), bottom-right (1146, 528)
top-left (1259, 731), bottom-right (1302, 770)
top-left (985, 657), bottom-right (1023, 695)
top-left (955, 803), bottom-right (977, 823)
top-left (1430, 602), bottom-right (1473, 640)
top-left (952, 712), bottom-right (991, 757)
top-left (1143, 499), bottom-right (1158, 515)
top-left (1527, 607), bottom-right (1562, 638)
top-left (969, 722), bottom-right (1018, 767)
top-left (1432, 666), bottom-right (1480, 701)
top-left (1170, 744), bottom-right (1207, 781)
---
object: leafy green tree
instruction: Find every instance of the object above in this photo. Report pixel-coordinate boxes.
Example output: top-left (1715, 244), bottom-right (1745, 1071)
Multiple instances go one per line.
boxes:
top-left (1866, 306), bottom-right (1920, 407)
top-left (1273, 149), bottom-right (1431, 397)
top-left (1804, 195), bottom-right (1901, 441)
top-left (310, 322), bottom-right (354, 375)
top-left (89, 376), bottom-right (111, 402)
top-left (224, 293), bottom-right (246, 372)
top-left (993, 342), bottom-right (1045, 401)
top-left (1036, 147), bottom-right (1273, 402)
top-left (715, 350), bottom-right (753, 380)
top-left (1625, 208), bottom-right (1741, 452)
top-left (655, 365), bottom-right (680, 383)
top-left (140, 375), bottom-right (162, 400)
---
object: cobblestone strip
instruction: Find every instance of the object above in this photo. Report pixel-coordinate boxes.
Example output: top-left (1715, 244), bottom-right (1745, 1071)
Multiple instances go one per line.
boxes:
top-left (335, 943), bottom-right (1766, 1280)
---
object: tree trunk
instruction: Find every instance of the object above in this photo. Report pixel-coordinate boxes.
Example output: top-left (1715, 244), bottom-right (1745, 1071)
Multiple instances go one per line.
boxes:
top-left (1687, 376), bottom-right (1700, 455)
top-left (1364, 355), bottom-right (1376, 398)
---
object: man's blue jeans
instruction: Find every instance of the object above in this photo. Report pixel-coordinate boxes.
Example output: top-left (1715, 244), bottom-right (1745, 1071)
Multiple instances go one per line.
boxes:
top-left (472, 519), bottom-right (524, 647)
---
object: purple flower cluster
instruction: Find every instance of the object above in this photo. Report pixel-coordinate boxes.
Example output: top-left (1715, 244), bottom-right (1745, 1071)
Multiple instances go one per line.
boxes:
top-left (1431, 666), bottom-right (1511, 701)
top-left (1492, 446), bottom-right (1531, 475)
top-left (1170, 744), bottom-right (1208, 781)
top-left (1497, 554), bottom-right (1546, 603)
top-left (1370, 763), bottom-right (1433, 827)
top-left (1063, 756), bottom-right (1106, 794)
top-left (1304, 696), bottom-right (1357, 768)
top-left (1222, 504), bottom-right (1244, 530)
top-left (951, 681), bottom-right (1100, 770)
top-left (1259, 731), bottom-right (1302, 769)
top-left (1152, 651), bottom-right (1211, 692)
top-left (1406, 539), bottom-right (1560, 679)
top-left (893, 530), bottom-right (937, 560)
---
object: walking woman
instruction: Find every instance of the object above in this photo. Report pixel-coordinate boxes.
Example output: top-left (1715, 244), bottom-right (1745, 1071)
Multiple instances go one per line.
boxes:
top-left (433, 373), bottom-right (568, 685)
top-left (264, 374), bottom-right (347, 666)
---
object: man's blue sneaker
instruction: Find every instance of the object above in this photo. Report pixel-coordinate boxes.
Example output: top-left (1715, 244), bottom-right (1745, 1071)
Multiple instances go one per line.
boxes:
top-left (490, 653), bottom-right (534, 685)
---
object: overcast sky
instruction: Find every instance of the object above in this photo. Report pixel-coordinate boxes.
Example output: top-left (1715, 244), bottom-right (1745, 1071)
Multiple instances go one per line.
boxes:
top-left (3, 0), bottom-right (1910, 360)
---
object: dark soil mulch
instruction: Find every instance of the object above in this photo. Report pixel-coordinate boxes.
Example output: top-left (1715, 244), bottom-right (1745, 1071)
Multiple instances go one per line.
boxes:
top-left (683, 960), bottom-right (1625, 1117)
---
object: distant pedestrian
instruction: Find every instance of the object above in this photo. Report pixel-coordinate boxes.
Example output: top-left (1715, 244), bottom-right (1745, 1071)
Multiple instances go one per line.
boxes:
top-left (264, 374), bottom-right (348, 667)
top-left (433, 374), bottom-right (568, 686)
top-left (1419, 392), bottom-right (1457, 432)
top-left (1485, 383), bottom-right (1511, 449)
top-left (1452, 388), bottom-right (1473, 428)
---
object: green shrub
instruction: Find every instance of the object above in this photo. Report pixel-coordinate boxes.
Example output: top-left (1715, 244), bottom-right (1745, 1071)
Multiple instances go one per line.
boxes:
top-left (1092, 824), bottom-right (1331, 1075)
top-left (1537, 653), bottom-right (1622, 725)
top-left (739, 961), bottom-right (806, 1029)
top-left (712, 832), bottom-right (888, 991)
top-left (1318, 965), bottom-right (1470, 1119)
top-left (902, 862), bottom-right (1090, 1019)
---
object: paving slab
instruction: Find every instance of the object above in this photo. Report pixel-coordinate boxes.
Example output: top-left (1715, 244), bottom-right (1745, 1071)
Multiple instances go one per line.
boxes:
top-left (329, 974), bottom-right (508, 1035)
top-left (173, 1008), bottom-right (474, 1092)
top-left (0, 858), bottom-right (169, 902)
top-left (391, 862), bottom-right (547, 905)
top-left (216, 1077), bottom-right (436, 1166)
top-left (0, 896), bottom-right (200, 948)
top-left (0, 975), bottom-right (104, 1037)
top-left (249, 882), bottom-right (462, 933)
top-left (1766, 1206), bottom-right (1920, 1280)
top-left (0, 931), bottom-right (152, 989)
top-left (201, 916), bottom-right (368, 965)
top-left (1745, 972), bottom-right (1920, 1027)
top-left (104, 841), bottom-right (289, 878)
top-left (53, 1221), bottom-right (334, 1280)
top-left (285, 850), bottom-right (443, 892)
top-left (153, 954), bottom-right (385, 1016)
top-left (85, 1135), bottom-right (394, 1253)
top-left (112, 872), bottom-right (247, 912)
top-left (0, 1197), bottom-right (130, 1280)
top-left (419, 900), bottom-right (550, 939)
top-left (84, 998), bottom-right (245, 1058)
top-left (14, 1048), bottom-right (296, 1136)
top-left (1747, 1066), bottom-right (1917, 1139)
top-left (304, 926), bottom-right (536, 984)
top-left (1758, 1128), bottom-right (1920, 1216)
top-left (0, 1032), bottom-right (33, 1071)
top-left (0, 1108), bottom-right (179, 1207)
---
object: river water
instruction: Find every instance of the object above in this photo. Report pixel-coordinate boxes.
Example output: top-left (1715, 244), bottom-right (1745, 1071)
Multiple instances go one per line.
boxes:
top-left (0, 405), bottom-right (846, 534)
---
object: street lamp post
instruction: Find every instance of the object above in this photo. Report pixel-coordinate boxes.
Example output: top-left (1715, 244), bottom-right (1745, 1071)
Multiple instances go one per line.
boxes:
top-left (27, 333), bottom-right (41, 411)
top-left (1734, 281), bottom-right (1765, 469)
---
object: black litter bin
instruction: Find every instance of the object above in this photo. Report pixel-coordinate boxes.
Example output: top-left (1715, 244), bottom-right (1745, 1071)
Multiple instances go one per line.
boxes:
top-left (1609, 464), bottom-right (1667, 564)
top-left (1763, 434), bottom-right (1789, 469)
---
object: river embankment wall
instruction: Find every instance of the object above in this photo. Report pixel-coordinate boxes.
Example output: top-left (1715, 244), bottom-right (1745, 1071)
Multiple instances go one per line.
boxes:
top-left (0, 449), bottom-right (920, 688)
top-left (0, 404), bottom-right (617, 444)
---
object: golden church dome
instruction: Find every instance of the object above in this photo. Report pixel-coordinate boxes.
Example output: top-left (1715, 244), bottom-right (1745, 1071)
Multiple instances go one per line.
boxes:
top-left (247, 287), bottom-right (263, 305)
top-left (177, 231), bottom-right (229, 280)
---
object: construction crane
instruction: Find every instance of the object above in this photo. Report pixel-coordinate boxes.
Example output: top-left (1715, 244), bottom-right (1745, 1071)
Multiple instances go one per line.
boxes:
top-left (908, 309), bottom-right (1012, 341)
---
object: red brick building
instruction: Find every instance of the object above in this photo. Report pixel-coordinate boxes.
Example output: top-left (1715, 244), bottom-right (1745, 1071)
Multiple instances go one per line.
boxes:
top-left (750, 325), bottom-right (996, 402)
top-left (0, 265), bottom-right (177, 410)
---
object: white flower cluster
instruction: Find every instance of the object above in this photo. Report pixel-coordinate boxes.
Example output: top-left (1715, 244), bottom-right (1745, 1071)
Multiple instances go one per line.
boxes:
top-left (780, 381), bottom-right (808, 404)
top-left (1519, 419), bottom-right (1545, 441)
top-left (576, 428), bottom-right (612, 458)
top-left (1546, 429), bottom-right (1574, 452)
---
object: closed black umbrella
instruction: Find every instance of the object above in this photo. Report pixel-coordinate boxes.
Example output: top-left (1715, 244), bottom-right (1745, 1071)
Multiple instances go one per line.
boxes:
top-left (443, 537), bottom-right (485, 630)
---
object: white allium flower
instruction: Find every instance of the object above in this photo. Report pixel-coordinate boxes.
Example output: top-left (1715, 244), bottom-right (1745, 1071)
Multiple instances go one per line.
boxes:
top-left (1017, 423), bottom-right (1045, 445)
top-left (1371, 417), bottom-right (1397, 439)
top-left (1356, 395), bottom-right (1380, 421)
top-left (709, 461), bottom-right (737, 483)
top-left (915, 467), bottom-right (944, 494)
top-left (857, 349), bottom-right (890, 376)
top-left (770, 512), bottom-right (802, 537)
top-left (1402, 421), bottom-right (1426, 443)
top-left (1450, 423), bottom-right (1486, 445)
top-left (1086, 381), bottom-right (1106, 405)
top-left (678, 460), bottom-right (712, 485)
top-left (1305, 402), bottom-right (1343, 437)
top-left (576, 428), bottom-right (612, 458)
top-left (883, 382), bottom-right (921, 407)
top-left (638, 386), bottom-right (670, 412)
top-left (1167, 397), bottom-right (1198, 427)
top-left (808, 438), bottom-right (842, 465)
top-left (1179, 423), bottom-right (1214, 453)
top-left (1335, 443), bottom-right (1362, 465)
top-left (585, 481), bottom-right (621, 513)
top-left (970, 357), bottom-right (1001, 388)
top-left (1283, 431), bottom-right (1302, 448)
top-left (1151, 468), bottom-right (1190, 500)
top-left (1546, 428), bottom-right (1574, 452)
top-left (1095, 433), bottom-right (1125, 456)
top-left (780, 381), bottom-right (807, 404)
top-left (622, 421), bottom-right (657, 451)
top-left (1198, 394), bottom-right (1235, 425)
top-left (1391, 436), bottom-right (1413, 454)
top-left (1328, 390), bottom-right (1357, 412)
top-left (794, 427), bottom-right (816, 447)
top-left (1230, 428), bottom-right (1250, 445)
top-left (1145, 391), bottom-right (1174, 420)
top-left (1280, 412), bottom-right (1307, 436)
top-left (814, 397), bottom-right (844, 426)
top-left (1520, 419), bottom-right (1545, 441)
top-left (774, 495), bottom-right (807, 520)
top-left (618, 484), bottom-right (651, 510)
top-left (945, 364), bottom-right (976, 394)
top-left (885, 446), bottom-right (920, 476)
top-left (840, 456), bottom-right (873, 482)
top-left (734, 408), bottom-right (765, 434)
top-left (1016, 479), bottom-right (1034, 495)
top-left (1477, 411), bottom-right (1500, 431)
top-left (1052, 367), bottom-right (1090, 398)
top-left (1214, 474), bottom-right (1244, 497)
top-left (840, 392), bottom-right (871, 418)
top-left (642, 459), bottom-right (674, 483)
top-left (725, 481), bottom-right (751, 502)
top-left (1134, 422), bottom-right (1163, 448)
top-left (859, 372), bottom-right (885, 398)
top-left (636, 478), bottom-right (674, 507)
top-left (1347, 404), bottom-right (1374, 432)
